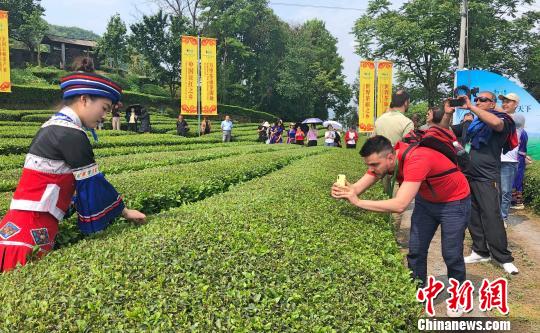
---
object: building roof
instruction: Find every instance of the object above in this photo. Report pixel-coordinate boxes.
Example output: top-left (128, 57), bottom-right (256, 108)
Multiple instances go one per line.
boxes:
top-left (42, 35), bottom-right (97, 48)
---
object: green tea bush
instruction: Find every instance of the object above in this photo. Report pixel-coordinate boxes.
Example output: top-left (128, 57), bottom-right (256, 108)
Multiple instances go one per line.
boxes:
top-left (0, 150), bottom-right (420, 331)
top-left (524, 161), bottom-right (540, 214)
top-left (0, 131), bottom-right (258, 155)
top-left (0, 85), bottom-right (172, 110)
top-left (10, 68), bottom-right (48, 85)
top-left (0, 140), bottom-right (263, 171)
top-left (29, 66), bottom-right (66, 85)
top-left (0, 144), bottom-right (297, 193)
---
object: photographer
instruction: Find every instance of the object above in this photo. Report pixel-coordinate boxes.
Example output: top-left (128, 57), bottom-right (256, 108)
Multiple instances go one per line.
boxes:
top-left (445, 92), bottom-right (519, 275)
top-left (332, 132), bottom-right (471, 317)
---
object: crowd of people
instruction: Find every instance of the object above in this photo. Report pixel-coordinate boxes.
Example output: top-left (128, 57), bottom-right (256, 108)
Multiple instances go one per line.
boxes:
top-left (176, 114), bottom-right (234, 143)
top-left (257, 119), bottom-right (360, 148)
top-left (96, 102), bottom-right (152, 133)
top-left (332, 89), bottom-right (532, 317)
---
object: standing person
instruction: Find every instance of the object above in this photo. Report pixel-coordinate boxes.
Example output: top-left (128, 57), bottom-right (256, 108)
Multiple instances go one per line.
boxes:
top-left (512, 114), bottom-right (528, 210)
top-left (111, 101), bottom-right (122, 130)
top-left (176, 115), bottom-right (189, 136)
top-left (331, 135), bottom-right (470, 312)
top-left (269, 120), bottom-right (283, 144)
top-left (374, 89), bottom-right (414, 146)
top-left (138, 107), bottom-right (151, 133)
top-left (345, 127), bottom-right (359, 149)
top-left (287, 123), bottom-right (297, 144)
top-left (374, 89), bottom-right (414, 195)
top-left (324, 126), bottom-right (336, 147)
top-left (96, 118), bottom-right (104, 130)
top-left (201, 116), bottom-right (211, 135)
top-left (295, 125), bottom-right (305, 146)
top-left (419, 107), bottom-right (439, 131)
top-left (126, 106), bottom-right (138, 132)
top-left (498, 93), bottom-right (520, 227)
top-left (257, 121), bottom-right (270, 142)
top-left (307, 124), bottom-right (318, 147)
top-left (334, 130), bottom-right (342, 148)
top-left (448, 92), bottom-right (519, 274)
top-left (221, 115), bottom-right (233, 142)
top-left (0, 65), bottom-right (146, 273)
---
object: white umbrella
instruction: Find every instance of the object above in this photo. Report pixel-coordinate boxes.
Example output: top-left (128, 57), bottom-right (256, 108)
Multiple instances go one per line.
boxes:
top-left (302, 117), bottom-right (323, 124)
top-left (323, 120), bottom-right (343, 130)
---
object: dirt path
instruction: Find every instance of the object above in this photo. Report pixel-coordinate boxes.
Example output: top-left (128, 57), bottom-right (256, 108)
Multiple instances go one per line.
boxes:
top-left (397, 204), bottom-right (540, 332)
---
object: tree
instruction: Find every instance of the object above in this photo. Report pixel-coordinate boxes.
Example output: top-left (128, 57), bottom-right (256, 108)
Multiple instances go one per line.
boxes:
top-left (129, 10), bottom-right (189, 98)
top-left (334, 78), bottom-right (359, 127)
top-left (0, 0), bottom-right (47, 65)
top-left (519, 39), bottom-right (540, 100)
top-left (152, 0), bottom-right (202, 30)
top-left (276, 20), bottom-right (351, 120)
top-left (16, 9), bottom-right (48, 66)
top-left (0, 0), bottom-right (44, 38)
top-left (98, 14), bottom-right (128, 72)
top-left (198, 0), bottom-right (286, 109)
top-left (147, 0), bottom-right (352, 119)
top-left (352, 0), bottom-right (540, 106)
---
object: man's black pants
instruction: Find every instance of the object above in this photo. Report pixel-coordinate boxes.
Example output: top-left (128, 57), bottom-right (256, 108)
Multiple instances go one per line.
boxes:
top-left (468, 180), bottom-right (513, 263)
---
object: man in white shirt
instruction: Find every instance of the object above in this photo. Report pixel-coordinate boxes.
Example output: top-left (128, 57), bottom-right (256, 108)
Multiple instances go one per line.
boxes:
top-left (499, 93), bottom-right (520, 227)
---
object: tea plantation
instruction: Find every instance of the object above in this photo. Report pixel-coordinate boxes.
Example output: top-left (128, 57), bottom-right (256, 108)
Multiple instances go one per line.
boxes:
top-left (0, 110), bottom-right (422, 331)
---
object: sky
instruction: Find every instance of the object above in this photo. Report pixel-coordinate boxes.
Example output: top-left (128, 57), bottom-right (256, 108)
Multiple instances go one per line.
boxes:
top-left (42, 0), bottom-right (540, 84)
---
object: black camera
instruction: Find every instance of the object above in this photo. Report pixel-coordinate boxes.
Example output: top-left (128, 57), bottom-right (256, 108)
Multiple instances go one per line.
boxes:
top-left (448, 97), bottom-right (466, 107)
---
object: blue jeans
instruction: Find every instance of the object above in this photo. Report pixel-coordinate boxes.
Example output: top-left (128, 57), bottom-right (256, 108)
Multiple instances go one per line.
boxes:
top-left (500, 162), bottom-right (518, 220)
top-left (408, 195), bottom-right (471, 287)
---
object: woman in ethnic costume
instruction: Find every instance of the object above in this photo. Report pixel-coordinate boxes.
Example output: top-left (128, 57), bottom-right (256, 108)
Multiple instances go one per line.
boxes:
top-left (0, 61), bottom-right (146, 272)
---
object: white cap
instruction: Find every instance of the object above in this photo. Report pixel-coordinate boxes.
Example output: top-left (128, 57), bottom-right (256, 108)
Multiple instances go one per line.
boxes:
top-left (498, 93), bottom-right (520, 103)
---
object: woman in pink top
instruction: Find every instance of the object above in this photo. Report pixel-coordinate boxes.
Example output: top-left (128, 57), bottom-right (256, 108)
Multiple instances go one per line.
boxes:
top-left (345, 127), bottom-right (359, 149)
top-left (307, 124), bottom-right (318, 147)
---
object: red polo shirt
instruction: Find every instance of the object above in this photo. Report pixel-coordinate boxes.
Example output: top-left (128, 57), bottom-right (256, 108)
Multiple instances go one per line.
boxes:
top-left (369, 141), bottom-right (470, 203)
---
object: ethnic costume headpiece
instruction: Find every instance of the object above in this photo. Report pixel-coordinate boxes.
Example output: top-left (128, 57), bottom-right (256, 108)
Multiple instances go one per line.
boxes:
top-left (60, 72), bottom-right (122, 104)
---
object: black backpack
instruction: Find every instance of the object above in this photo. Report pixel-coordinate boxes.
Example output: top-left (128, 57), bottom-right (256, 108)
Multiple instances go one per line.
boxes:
top-left (401, 127), bottom-right (469, 198)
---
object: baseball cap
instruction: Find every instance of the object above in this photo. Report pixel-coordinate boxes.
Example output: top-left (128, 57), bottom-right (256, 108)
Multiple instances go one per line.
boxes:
top-left (498, 93), bottom-right (520, 103)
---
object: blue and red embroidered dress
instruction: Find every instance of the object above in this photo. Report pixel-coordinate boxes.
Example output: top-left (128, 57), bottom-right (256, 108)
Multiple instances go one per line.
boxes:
top-left (0, 107), bottom-right (124, 272)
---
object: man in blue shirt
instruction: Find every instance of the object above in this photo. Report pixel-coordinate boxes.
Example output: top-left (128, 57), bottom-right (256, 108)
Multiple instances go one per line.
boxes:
top-left (221, 115), bottom-right (233, 142)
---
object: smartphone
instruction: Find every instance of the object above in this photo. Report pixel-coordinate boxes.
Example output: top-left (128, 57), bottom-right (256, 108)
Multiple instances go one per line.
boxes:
top-left (336, 174), bottom-right (346, 187)
top-left (448, 97), bottom-right (465, 107)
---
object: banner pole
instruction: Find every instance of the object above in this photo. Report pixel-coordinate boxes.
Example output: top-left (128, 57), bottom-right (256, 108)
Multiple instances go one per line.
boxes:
top-left (374, 60), bottom-right (378, 122)
top-left (197, 35), bottom-right (201, 137)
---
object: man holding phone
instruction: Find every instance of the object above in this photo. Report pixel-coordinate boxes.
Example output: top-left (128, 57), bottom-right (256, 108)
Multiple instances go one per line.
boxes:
top-left (332, 129), bottom-right (471, 303)
top-left (447, 92), bottom-right (519, 275)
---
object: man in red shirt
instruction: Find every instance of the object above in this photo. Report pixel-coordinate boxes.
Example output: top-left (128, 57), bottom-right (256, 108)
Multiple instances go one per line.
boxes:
top-left (332, 132), bottom-right (471, 292)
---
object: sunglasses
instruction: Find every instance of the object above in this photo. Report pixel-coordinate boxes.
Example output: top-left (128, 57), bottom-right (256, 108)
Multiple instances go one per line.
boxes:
top-left (474, 96), bottom-right (494, 103)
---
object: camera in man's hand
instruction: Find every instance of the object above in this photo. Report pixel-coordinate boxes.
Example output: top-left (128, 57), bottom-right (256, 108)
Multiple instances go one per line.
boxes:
top-left (448, 97), bottom-right (466, 107)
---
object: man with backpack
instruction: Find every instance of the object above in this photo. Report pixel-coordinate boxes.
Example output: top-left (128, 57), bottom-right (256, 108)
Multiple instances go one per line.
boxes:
top-left (332, 112), bottom-right (471, 316)
top-left (447, 92), bottom-right (519, 275)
